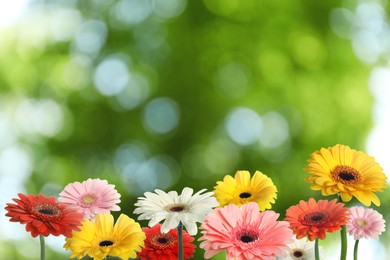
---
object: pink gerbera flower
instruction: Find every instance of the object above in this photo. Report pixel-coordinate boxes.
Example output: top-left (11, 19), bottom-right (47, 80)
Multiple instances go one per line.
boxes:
top-left (346, 206), bottom-right (385, 240)
top-left (199, 202), bottom-right (293, 260)
top-left (59, 178), bottom-right (121, 219)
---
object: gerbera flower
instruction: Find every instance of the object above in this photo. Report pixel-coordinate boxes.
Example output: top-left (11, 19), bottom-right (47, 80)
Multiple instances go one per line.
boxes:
top-left (134, 187), bottom-right (218, 236)
top-left (4, 193), bottom-right (83, 238)
top-left (64, 213), bottom-right (145, 260)
top-left (280, 235), bottom-right (324, 260)
top-left (137, 223), bottom-right (196, 260)
top-left (346, 206), bottom-right (385, 240)
top-left (58, 178), bottom-right (121, 219)
top-left (213, 170), bottom-right (277, 210)
top-left (285, 198), bottom-right (349, 241)
top-left (304, 144), bottom-right (387, 206)
top-left (199, 202), bottom-right (293, 260)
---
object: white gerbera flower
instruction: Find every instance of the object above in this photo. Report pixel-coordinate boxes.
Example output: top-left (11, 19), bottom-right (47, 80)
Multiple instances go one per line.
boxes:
top-left (280, 235), bottom-right (324, 260)
top-left (133, 187), bottom-right (219, 235)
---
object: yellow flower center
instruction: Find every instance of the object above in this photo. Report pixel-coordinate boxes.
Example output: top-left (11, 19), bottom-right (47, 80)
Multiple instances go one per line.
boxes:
top-left (331, 165), bottom-right (361, 185)
top-left (357, 219), bottom-right (367, 227)
top-left (82, 194), bottom-right (97, 204)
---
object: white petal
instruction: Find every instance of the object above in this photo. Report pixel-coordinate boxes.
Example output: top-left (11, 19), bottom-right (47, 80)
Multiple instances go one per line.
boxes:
top-left (179, 187), bottom-right (194, 204)
top-left (161, 214), bottom-right (180, 233)
top-left (181, 217), bottom-right (198, 236)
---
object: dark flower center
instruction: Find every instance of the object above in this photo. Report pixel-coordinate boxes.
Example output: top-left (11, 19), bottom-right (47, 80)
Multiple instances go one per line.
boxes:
top-left (331, 165), bottom-right (361, 185)
top-left (235, 228), bottom-right (259, 244)
top-left (167, 204), bottom-right (186, 212)
top-left (99, 240), bottom-right (114, 247)
top-left (39, 209), bottom-right (55, 215)
top-left (33, 203), bottom-right (60, 216)
top-left (151, 234), bottom-right (175, 249)
top-left (339, 172), bottom-right (355, 181)
top-left (239, 192), bottom-right (251, 199)
top-left (157, 237), bottom-right (168, 244)
top-left (293, 250), bottom-right (304, 257)
top-left (302, 211), bottom-right (329, 226)
top-left (240, 235), bottom-right (254, 243)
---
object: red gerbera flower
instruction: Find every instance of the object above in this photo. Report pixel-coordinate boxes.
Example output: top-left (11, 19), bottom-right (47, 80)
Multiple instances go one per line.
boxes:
top-left (285, 198), bottom-right (349, 241)
top-left (137, 223), bottom-right (196, 260)
top-left (5, 193), bottom-right (83, 238)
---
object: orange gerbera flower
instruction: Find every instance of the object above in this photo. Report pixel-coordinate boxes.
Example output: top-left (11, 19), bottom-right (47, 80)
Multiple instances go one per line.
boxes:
top-left (5, 193), bottom-right (83, 238)
top-left (285, 198), bottom-right (349, 241)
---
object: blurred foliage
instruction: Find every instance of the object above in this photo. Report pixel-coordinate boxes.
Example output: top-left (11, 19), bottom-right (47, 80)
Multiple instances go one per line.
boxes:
top-left (0, 0), bottom-right (389, 259)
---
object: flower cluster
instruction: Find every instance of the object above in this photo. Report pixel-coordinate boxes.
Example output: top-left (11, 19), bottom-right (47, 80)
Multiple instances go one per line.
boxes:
top-left (3, 144), bottom-right (387, 260)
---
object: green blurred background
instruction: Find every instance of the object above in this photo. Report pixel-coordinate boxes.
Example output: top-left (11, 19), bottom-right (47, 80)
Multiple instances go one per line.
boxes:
top-left (1, 0), bottom-right (389, 259)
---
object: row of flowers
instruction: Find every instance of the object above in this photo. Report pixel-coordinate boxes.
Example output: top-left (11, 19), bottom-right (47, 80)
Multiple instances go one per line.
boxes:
top-left (4, 144), bottom-right (387, 260)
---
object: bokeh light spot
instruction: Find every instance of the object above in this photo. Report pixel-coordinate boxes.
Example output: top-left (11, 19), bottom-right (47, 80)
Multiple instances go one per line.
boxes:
top-left (225, 107), bottom-right (262, 145)
top-left (203, 0), bottom-right (260, 21)
top-left (0, 115), bottom-right (17, 148)
top-left (15, 99), bottom-right (64, 137)
top-left (49, 8), bottom-right (81, 42)
top-left (62, 55), bottom-right (91, 90)
top-left (352, 30), bottom-right (380, 64)
top-left (113, 0), bottom-right (152, 26)
top-left (290, 34), bottom-right (326, 69)
top-left (143, 97), bottom-right (180, 134)
top-left (257, 49), bottom-right (292, 82)
top-left (153, 0), bottom-right (187, 19)
top-left (203, 139), bottom-right (239, 174)
top-left (115, 143), bottom-right (178, 195)
top-left (259, 112), bottom-right (289, 148)
top-left (330, 8), bottom-right (355, 39)
top-left (116, 73), bottom-right (150, 110)
top-left (214, 62), bottom-right (250, 98)
top-left (73, 19), bottom-right (107, 56)
top-left (94, 57), bottom-right (130, 96)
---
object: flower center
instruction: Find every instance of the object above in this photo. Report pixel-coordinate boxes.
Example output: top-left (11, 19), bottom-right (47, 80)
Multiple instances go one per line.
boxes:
top-left (234, 228), bottom-right (259, 244)
top-left (302, 211), bottom-right (330, 226)
top-left (99, 240), bottom-right (114, 247)
top-left (33, 203), bottom-right (60, 216)
top-left (157, 237), bottom-right (168, 243)
top-left (239, 192), bottom-right (251, 199)
top-left (293, 250), bottom-right (304, 258)
top-left (151, 234), bottom-right (175, 249)
top-left (81, 194), bottom-right (97, 205)
top-left (331, 165), bottom-right (361, 185)
top-left (166, 204), bottom-right (186, 212)
top-left (357, 219), bottom-right (367, 227)
top-left (240, 235), bottom-right (254, 243)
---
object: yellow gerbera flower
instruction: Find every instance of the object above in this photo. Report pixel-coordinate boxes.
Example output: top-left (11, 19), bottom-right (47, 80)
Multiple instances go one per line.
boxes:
top-left (213, 170), bottom-right (277, 210)
top-left (305, 144), bottom-right (387, 206)
top-left (64, 213), bottom-right (145, 260)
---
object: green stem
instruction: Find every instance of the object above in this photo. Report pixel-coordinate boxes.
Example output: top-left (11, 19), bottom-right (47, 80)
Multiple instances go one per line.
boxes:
top-left (39, 235), bottom-right (45, 260)
top-left (338, 194), bottom-right (347, 260)
top-left (177, 222), bottom-right (183, 260)
top-left (315, 237), bottom-right (320, 260)
top-left (354, 240), bottom-right (359, 260)
top-left (340, 226), bottom-right (347, 260)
